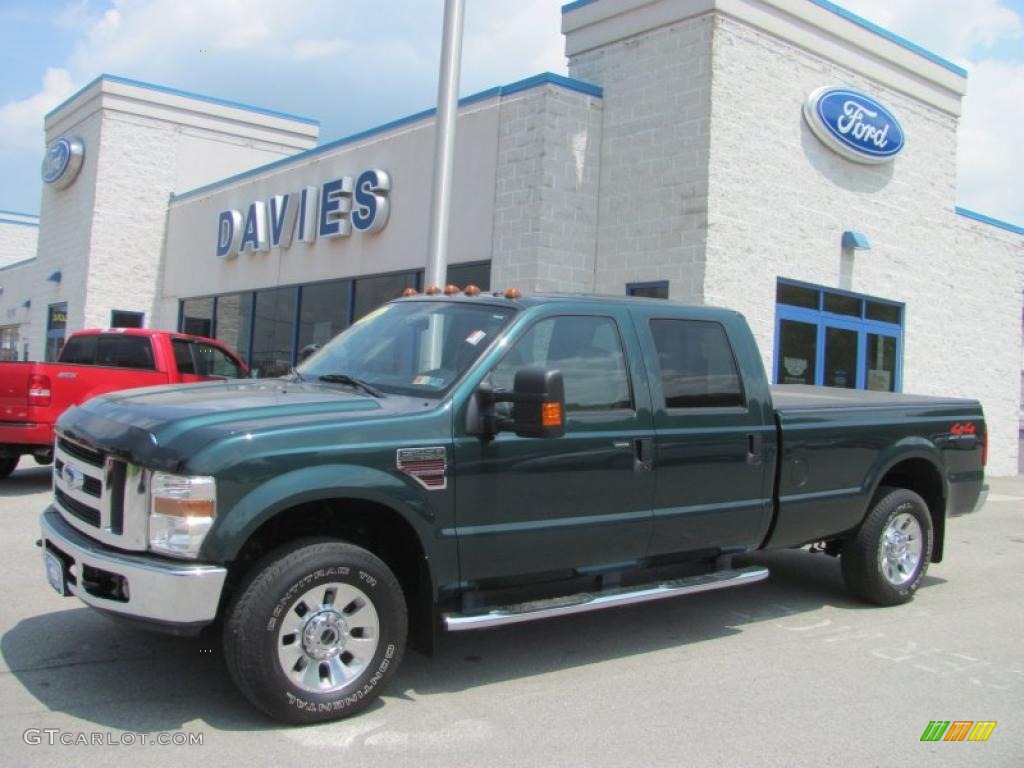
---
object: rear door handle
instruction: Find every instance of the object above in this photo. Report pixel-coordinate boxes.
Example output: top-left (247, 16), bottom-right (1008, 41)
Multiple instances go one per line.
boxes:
top-left (747, 433), bottom-right (762, 465)
top-left (634, 437), bottom-right (653, 473)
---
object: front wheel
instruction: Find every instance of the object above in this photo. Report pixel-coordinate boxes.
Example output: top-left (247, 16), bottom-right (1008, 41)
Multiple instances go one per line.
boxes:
top-left (223, 539), bottom-right (407, 723)
top-left (842, 486), bottom-right (933, 606)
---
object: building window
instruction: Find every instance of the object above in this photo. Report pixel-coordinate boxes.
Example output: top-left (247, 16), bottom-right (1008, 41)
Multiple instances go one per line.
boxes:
top-left (45, 302), bottom-right (68, 362)
top-left (180, 297), bottom-right (214, 337)
top-left (179, 261), bottom-right (490, 376)
top-left (627, 281), bottom-right (669, 299)
top-left (110, 309), bottom-right (144, 328)
top-left (448, 261), bottom-right (492, 292)
top-left (774, 279), bottom-right (903, 392)
top-left (353, 271), bottom-right (418, 322)
top-left (0, 326), bottom-right (18, 360)
top-left (298, 279), bottom-right (352, 357)
top-left (252, 287), bottom-right (298, 378)
top-left (214, 293), bottom-right (253, 364)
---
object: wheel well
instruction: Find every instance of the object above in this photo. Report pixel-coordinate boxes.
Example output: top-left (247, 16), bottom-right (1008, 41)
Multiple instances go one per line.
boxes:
top-left (877, 459), bottom-right (946, 562)
top-left (226, 498), bottom-right (435, 652)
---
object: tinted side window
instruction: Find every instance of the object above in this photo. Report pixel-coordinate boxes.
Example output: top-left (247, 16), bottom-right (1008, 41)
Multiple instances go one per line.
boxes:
top-left (492, 315), bottom-right (632, 412)
top-left (194, 344), bottom-right (244, 378)
top-left (649, 319), bottom-right (744, 408)
top-left (59, 336), bottom-right (97, 365)
top-left (117, 336), bottom-right (155, 369)
top-left (172, 339), bottom-right (196, 374)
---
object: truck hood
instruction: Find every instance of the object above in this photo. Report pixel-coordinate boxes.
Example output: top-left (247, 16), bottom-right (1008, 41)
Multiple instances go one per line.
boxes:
top-left (57, 379), bottom-right (428, 472)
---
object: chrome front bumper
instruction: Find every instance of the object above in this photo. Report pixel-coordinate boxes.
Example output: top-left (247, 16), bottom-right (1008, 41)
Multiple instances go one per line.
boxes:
top-left (40, 506), bottom-right (226, 629)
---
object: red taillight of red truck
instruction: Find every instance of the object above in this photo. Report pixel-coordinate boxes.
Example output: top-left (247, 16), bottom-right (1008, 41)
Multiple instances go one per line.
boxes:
top-left (28, 374), bottom-right (51, 407)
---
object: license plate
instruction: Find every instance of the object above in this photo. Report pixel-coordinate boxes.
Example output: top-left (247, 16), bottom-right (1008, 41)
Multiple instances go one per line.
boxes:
top-left (44, 551), bottom-right (68, 596)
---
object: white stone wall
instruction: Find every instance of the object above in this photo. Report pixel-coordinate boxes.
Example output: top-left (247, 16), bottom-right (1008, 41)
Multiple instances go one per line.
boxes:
top-left (0, 217), bottom-right (38, 267)
top-left (701, 14), bottom-right (1021, 475)
top-left (569, 14), bottom-right (713, 301)
top-left (490, 85), bottom-right (603, 293)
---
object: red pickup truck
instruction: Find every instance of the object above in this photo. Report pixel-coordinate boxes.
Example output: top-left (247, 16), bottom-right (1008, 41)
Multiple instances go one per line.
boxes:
top-left (0, 328), bottom-right (246, 477)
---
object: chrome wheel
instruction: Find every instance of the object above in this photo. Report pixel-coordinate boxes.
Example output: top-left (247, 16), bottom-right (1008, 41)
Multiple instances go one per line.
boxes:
top-left (878, 512), bottom-right (923, 587)
top-left (276, 582), bottom-right (380, 694)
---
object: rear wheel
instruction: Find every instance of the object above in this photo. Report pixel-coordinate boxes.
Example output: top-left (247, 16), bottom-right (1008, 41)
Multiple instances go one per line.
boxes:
top-left (223, 539), bottom-right (407, 723)
top-left (842, 486), bottom-right (933, 605)
top-left (0, 456), bottom-right (19, 479)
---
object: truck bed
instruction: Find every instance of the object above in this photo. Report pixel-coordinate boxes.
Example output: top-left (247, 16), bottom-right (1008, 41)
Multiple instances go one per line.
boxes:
top-left (771, 384), bottom-right (979, 412)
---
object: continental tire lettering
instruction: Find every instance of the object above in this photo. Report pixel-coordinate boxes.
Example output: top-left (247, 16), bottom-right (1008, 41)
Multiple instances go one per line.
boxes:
top-left (267, 567), bottom-right (353, 631)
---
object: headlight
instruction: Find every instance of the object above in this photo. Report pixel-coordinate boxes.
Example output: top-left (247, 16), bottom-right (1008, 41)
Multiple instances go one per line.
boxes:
top-left (148, 472), bottom-right (216, 558)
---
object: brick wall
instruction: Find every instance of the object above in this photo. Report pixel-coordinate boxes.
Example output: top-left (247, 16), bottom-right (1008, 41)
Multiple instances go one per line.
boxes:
top-left (491, 85), bottom-right (603, 293)
top-left (570, 14), bottom-right (713, 301)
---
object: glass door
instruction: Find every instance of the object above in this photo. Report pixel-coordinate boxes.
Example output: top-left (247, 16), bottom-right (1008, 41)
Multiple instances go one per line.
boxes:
top-left (864, 329), bottom-right (900, 392)
top-left (822, 319), bottom-right (862, 389)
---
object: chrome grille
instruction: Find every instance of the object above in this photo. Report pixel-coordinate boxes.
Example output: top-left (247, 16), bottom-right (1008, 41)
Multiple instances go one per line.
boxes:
top-left (52, 432), bottom-right (149, 551)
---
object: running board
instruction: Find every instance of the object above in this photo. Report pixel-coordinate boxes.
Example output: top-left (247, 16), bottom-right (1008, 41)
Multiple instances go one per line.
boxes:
top-left (443, 566), bottom-right (769, 631)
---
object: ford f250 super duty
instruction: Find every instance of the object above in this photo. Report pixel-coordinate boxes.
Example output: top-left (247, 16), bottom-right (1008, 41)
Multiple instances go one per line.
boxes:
top-left (0, 328), bottom-right (246, 476)
top-left (38, 291), bottom-right (986, 723)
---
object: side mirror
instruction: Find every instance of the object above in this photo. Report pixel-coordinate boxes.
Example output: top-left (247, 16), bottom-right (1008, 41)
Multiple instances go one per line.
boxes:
top-left (471, 367), bottom-right (565, 439)
top-left (510, 367), bottom-right (566, 439)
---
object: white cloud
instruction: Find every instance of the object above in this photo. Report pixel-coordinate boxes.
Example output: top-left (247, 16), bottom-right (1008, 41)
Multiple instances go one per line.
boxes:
top-left (291, 38), bottom-right (350, 61)
top-left (840, 0), bottom-right (1023, 62)
top-left (463, 0), bottom-right (566, 87)
top-left (0, 68), bottom-right (76, 150)
top-left (956, 59), bottom-right (1024, 222)
top-left (842, 0), bottom-right (1024, 223)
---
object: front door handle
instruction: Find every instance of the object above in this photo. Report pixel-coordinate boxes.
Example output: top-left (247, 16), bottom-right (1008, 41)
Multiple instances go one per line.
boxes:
top-left (634, 438), bottom-right (653, 473)
top-left (747, 433), bottom-right (763, 465)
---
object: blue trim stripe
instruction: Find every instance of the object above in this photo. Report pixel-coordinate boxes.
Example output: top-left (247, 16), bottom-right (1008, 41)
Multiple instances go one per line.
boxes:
top-left (0, 208), bottom-right (39, 219)
top-left (0, 257), bottom-right (37, 273)
top-left (562, 0), bottom-right (967, 78)
top-left (955, 207), bottom-right (1024, 235)
top-left (808, 0), bottom-right (966, 77)
top-left (561, 0), bottom-right (597, 12)
top-left (0, 217), bottom-right (39, 228)
top-left (172, 72), bottom-right (602, 203)
top-left (45, 73), bottom-right (320, 125)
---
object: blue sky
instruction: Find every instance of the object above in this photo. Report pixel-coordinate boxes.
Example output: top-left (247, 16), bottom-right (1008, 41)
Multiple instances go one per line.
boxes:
top-left (1, 0), bottom-right (1022, 226)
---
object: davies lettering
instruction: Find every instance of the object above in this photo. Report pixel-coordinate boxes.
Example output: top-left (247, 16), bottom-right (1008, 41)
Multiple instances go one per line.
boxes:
top-left (803, 87), bottom-right (904, 165)
top-left (216, 169), bottom-right (390, 259)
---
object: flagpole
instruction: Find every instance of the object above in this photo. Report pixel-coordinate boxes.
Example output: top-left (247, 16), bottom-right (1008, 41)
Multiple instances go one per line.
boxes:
top-left (425, 0), bottom-right (466, 292)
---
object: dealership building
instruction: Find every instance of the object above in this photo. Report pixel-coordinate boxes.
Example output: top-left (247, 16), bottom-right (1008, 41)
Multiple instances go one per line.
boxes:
top-left (0, 0), bottom-right (1021, 473)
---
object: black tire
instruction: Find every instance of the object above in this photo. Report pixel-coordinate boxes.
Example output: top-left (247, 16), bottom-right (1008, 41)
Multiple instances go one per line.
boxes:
top-left (223, 539), bottom-right (407, 724)
top-left (0, 456), bottom-right (19, 479)
top-left (842, 486), bottom-right (933, 606)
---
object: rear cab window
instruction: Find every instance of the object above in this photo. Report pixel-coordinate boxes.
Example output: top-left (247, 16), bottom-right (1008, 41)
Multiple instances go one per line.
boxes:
top-left (648, 318), bottom-right (745, 409)
top-left (61, 334), bottom-right (154, 370)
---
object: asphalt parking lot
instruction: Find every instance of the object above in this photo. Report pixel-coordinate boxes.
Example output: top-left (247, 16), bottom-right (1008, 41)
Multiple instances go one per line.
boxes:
top-left (1, 458), bottom-right (1021, 767)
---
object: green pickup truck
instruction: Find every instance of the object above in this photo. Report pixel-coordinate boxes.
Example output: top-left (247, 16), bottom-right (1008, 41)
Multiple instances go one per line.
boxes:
top-left (39, 292), bottom-right (987, 723)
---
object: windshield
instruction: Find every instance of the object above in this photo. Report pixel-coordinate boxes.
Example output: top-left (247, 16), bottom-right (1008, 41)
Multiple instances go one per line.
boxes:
top-left (296, 300), bottom-right (516, 397)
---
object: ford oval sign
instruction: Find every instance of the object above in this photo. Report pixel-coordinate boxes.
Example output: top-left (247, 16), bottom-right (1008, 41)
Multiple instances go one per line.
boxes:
top-left (41, 136), bottom-right (85, 188)
top-left (803, 87), bottom-right (904, 164)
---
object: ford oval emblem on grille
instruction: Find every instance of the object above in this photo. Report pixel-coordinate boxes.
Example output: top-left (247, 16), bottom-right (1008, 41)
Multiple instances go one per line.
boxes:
top-left (61, 463), bottom-right (85, 491)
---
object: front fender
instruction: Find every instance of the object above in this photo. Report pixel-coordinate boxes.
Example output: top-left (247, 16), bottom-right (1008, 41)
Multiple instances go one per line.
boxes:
top-left (200, 464), bottom-right (440, 563)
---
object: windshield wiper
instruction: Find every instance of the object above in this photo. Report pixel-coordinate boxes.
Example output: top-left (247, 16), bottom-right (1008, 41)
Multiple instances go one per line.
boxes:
top-left (318, 373), bottom-right (384, 398)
